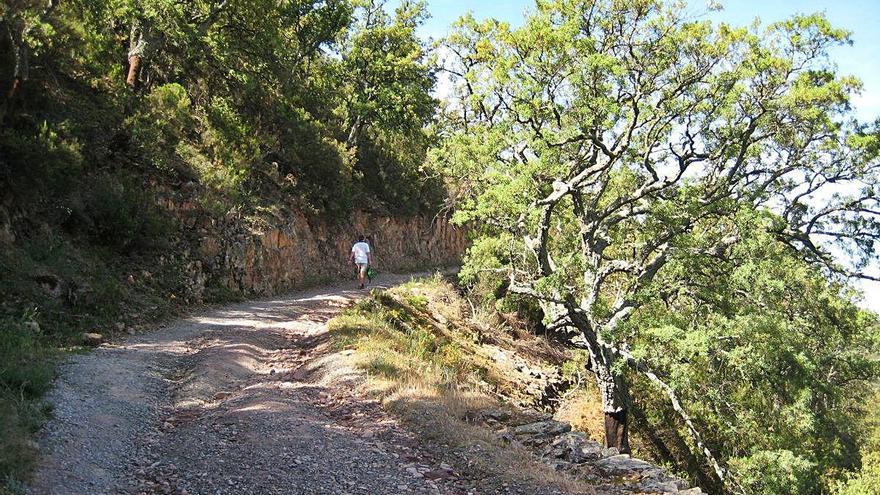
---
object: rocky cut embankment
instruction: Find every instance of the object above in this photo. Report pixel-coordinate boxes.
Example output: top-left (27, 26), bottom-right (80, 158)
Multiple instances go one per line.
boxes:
top-left (157, 192), bottom-right (467, 301)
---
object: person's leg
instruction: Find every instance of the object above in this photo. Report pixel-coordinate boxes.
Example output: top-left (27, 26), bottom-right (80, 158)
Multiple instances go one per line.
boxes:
top-left (357, 263), bottom-right (366, 288)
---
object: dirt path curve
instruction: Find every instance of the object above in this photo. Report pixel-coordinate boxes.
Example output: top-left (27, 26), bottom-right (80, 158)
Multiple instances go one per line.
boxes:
top-left (28, 273), bottom-right (461, 495)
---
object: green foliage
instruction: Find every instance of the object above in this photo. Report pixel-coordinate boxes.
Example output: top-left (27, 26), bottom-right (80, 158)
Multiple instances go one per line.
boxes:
top-left (0, 121), bottom-right (84, 204)
top-left (727, 450), bottom-right (817, 495)
top-left (75, 173), bottom-right (171, 251)
top-left (834, 452), bottom-right (880, 495)
top-left (198, 96), bottom-right (261, 195)
top-left (127, 83), bottom-right (193, 175)
top-left (834, 387), bottom-right (880, 494)
top-left (335, 0), bottom-right (441, 214)
top-left (0, 312), bottom-right (55, 402)
top-left (625, 210), bottom-right (879, 491)
top-left (0, 312), bottom-right (55, 488)
top-left (355, 128), bottom-right (445, 215)
top-left (3, 0), bottom-right (445, 219)
top-left (339, 0), bottom-right (436, 141)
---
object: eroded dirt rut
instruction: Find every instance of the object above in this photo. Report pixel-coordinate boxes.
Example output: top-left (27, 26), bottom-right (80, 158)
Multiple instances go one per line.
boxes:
top-left (28, 274), bottom-right (458, 495)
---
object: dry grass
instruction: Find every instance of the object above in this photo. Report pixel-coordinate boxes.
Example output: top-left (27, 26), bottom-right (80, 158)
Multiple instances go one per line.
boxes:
top-left (385, 386), bottom-right (593, 494)
top-left (555, 387), bottom-right (605, 445)
top-left (327, 275), bottom-right (595, 494)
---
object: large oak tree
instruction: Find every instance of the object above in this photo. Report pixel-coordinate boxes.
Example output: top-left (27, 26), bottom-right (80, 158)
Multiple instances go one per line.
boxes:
top-left (435, 0), bottom-right (879, 489)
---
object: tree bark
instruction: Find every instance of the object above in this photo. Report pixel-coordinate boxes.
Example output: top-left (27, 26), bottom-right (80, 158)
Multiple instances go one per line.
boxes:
top-left (126, 21), bottom-right (147, 88)
top-left (345, 115), bottom-right (363, 148)
top-left (6, 23), bottom-right (28, 99)
top-left (126, 54), bottom-right (141, 87)
top-left (7, 78), bottom-right (22, 99)
top-left (604, 409), bottom-right (630, 452)
top-left (592, 346), bottom-right (632, 453)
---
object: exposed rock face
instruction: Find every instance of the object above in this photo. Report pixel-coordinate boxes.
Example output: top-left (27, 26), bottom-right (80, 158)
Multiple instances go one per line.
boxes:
top-left (166, 203), bottom-right (466, 299)
top-left (542, 431), bottom-right (604, 464)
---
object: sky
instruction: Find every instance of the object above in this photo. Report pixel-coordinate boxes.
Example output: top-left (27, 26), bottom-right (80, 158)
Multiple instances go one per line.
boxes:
top-left (398, 0), bottom-right (880, 311)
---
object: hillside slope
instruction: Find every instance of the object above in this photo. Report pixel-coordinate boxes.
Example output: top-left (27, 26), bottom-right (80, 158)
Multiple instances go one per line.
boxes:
top-left (320, 276), bottom-right (706, 494)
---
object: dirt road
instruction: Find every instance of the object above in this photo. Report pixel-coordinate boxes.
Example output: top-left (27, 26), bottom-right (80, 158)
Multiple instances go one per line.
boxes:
top-left (27, 274), bottom-right (462, 495)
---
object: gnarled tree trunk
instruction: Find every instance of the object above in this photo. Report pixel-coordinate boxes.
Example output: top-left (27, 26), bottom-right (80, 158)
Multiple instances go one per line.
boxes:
top-left (126, 21), bottom-right (147, 88)
top-left (562, 307), bottom-right (634, 453)
top-left (604, 409), bottom-right (629, 452)
top-left (594, 349), bottom-right (631, 453)
top-left (126, 53), bottom-right (141, 87)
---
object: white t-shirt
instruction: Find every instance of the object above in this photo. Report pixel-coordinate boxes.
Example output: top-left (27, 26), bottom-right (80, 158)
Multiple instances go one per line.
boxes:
top-left (352, 241), bottom-right (370, 264)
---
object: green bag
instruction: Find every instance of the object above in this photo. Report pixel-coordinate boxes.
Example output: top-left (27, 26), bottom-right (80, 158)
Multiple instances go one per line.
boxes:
top-left (366, 266), bottom-right (377, 282)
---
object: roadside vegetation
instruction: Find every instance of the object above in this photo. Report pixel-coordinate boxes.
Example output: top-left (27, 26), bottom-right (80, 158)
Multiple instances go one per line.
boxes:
top-left (433, 1), bottom-right (880, 492)
top-left (332, 274), bottom-right (879, 494)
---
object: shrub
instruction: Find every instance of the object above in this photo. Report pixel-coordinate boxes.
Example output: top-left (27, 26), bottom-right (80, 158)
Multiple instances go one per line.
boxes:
top-left (126, 83), bottom-right (194, 175)
top-left (834, 452), bottom-right (880, 495)
top-left (0, 312), bottom-right (54, 400)
top-left (199, 96), bottom-right (260, 195)
top-left (728, 450), bottom-right (818, 495)
top-left (75, 173), bottom-right (170, 252)
top-left (0, 313), bottom-right (55, 486)
top-left (0, 121), bottom-right (84, 204)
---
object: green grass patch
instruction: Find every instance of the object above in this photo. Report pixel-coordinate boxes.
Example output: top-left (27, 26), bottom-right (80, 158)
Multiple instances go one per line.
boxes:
top-left (0, 313), bottom-right (56, 491)
top-left (327, 279), bottom-right (473, 391)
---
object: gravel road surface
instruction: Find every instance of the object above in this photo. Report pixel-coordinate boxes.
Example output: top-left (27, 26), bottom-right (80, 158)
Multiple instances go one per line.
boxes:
top-left (27, 274), bottom-right (467, 495)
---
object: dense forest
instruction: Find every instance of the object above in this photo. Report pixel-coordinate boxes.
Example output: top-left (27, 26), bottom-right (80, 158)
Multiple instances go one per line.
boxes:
top-left (1, 0), bottom-right (878, 494)
top-left (0, 0), bottom-right (444, 218)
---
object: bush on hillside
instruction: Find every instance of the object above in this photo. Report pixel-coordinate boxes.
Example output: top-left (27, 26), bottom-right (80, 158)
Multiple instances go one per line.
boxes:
top-left (75, 174), bottom-right (171, 252)
top-left (834, 452), bottom-right (880, 495)
top-left (0, 313), bottom-right (54, 486)
top-left (726, 450), bottom-right (818, 495)
top-left (126, 83), bottom-right (195, 176)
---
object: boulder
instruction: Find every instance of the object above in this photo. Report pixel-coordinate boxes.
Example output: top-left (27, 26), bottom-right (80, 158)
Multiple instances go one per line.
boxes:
top-left (512, 419), bottom-right (571, 438)
top-left (593, 454), bottom-right (656, 476)
top-left (81, 332), bottom-right (104, 347)
top-left (541, 432), bottom-right (604, 464)
top-left (512, 420), bottom-right (571, 446)
top-left (601, 447), bottom-right (620, 457)
top-left (480, 408), bottom-right (511, 423)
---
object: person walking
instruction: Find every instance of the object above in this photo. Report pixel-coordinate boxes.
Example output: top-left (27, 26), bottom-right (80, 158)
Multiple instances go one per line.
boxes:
top-left (349, 235), bottom-right (372, 289)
